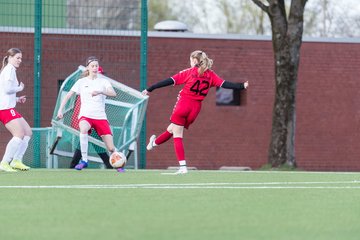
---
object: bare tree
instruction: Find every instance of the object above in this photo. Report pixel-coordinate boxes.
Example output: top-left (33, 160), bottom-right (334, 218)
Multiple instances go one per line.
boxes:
top-left (251, 0), bottom-right (308, 167)
top-left (304, 0), bottom-right (358, 38)
top-left (219, 0), bottom-right (269, 34)
top-left (148, 1), bottom-right (173, 29)
top-left (151, 0), bottom-right (359, 37)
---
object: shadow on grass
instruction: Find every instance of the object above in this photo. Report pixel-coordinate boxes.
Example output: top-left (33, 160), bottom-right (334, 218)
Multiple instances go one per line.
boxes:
top-left (259, 163), bottom-right (303, 171)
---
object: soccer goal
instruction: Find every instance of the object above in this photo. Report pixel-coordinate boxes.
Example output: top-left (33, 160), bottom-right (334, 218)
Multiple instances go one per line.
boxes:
top-left (50, 66), bottom-right (148, 169)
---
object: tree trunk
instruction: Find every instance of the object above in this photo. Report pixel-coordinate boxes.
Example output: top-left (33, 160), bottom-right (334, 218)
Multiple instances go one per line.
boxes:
top-left (252, 0), bottom-right (307, 167)
top-left (269, 42), bottom-right (297, 167)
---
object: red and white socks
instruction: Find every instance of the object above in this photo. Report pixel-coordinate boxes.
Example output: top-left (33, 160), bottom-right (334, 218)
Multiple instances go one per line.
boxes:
top-left (174, 137), bottom-right (188, 173)
top-left (155, 131), bottom-right (173, 145)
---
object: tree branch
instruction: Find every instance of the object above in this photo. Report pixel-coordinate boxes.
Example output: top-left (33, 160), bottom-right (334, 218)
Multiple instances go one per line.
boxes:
top-left (251, 0), bottom-right (269, 14)
top-left (287, 0), bottom-right (308, 51)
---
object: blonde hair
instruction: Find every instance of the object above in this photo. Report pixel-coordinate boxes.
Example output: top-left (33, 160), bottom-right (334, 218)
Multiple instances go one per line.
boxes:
top-left (1, 48), bottom-right (22, 72)
top-left (81, 56), bottom-right (98, 77)
top-left (190, 50), bottom-right (213, 76)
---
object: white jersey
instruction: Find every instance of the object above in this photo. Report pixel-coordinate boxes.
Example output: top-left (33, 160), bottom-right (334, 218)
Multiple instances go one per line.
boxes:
top-left (0, 64), bottom-right (19, 110)
top-left (71, 76), bottom-right (112, 119)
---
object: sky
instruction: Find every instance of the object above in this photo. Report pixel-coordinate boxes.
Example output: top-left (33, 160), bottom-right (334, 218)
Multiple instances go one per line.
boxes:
top-left (343, 0), bottom-right (360, 15)
top-left (165, 0), bottom-right (360, 37)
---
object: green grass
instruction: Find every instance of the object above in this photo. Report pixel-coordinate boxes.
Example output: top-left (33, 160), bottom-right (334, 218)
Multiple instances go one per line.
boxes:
top-left (0, 169), bottom-right (360, 240)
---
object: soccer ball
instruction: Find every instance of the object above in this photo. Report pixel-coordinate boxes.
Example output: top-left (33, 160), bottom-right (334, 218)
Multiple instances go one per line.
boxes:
top-left (110, 151), bottom-right (127, 168)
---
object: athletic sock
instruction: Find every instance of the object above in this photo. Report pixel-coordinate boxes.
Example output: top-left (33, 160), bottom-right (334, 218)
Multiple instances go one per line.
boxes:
top-left (173, 137), bottom-right (185, 162)
top-left (155, 131), bottom-right (173, 145)
top-left (79, 133), bottom-right (89, 162)
top-left (98, 152), bottom-right (112, 169)
top-left (13, 136), bottom-right (31, 161)
top-left (126, 150), bottom-right (133, 159)
top-left (70, 148), bottom-right (82, 168)
top-left (179, 160), bottom-right (187, 168)
top-left (2, 137), bottom-right (23, 163)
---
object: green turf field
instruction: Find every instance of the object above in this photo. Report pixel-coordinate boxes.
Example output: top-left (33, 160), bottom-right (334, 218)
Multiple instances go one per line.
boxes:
top-left (0, 169), bottom-right (359, 240)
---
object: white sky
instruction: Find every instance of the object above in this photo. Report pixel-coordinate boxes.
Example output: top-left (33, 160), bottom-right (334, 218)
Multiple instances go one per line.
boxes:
top-left (166, 0), bottom-right (360, 37)
top-left (343, 0), bottom-right (360, 15)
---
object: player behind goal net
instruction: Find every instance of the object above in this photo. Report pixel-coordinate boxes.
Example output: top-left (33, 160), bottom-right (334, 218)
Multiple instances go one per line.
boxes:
top-left (50, 65), bottom-right (148, 168)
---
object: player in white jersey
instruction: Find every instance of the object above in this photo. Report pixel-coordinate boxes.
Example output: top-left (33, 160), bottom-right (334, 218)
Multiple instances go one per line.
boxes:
top-left (57, 56), bottom-right (117, 170)
top-left (0, 48), bottom-right (32, 172)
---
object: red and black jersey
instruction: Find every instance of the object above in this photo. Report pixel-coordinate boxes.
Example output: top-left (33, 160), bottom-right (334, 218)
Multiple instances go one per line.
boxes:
top-left (171, 67), bottom-right (225, 101)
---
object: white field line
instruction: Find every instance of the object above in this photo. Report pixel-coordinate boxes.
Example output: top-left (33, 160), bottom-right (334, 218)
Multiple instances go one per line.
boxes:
top-left (1, 186), bottom-right (360, 189)
top-left (202, 170), bottom-right (360, 175)
top-left (11, 169), bottom-right (360, 176)
top-left (0, 181), bottom-right (360, 189)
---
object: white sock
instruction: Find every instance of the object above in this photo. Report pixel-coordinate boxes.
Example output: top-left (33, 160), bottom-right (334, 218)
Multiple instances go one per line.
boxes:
top-left (79, 133), bottom-right (88, 162)
top-left (13, 136), bottom-right (31, 161)
top-left (179, 160), bottom-right (187, 169)
top-left (2, 137), bottom-right (23, 163)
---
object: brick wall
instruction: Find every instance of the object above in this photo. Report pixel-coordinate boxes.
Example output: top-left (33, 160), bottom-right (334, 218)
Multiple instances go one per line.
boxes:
top-left (145, 36), bottom-right (274, 170)
top-left (1, 32), bottom-right (360, 171)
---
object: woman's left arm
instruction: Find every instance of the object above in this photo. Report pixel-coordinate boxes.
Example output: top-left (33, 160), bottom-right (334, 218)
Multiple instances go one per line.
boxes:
top-left (103, 86), bottom-right (117, 97)
top-left (92, 85), bottom-right (116, 97)
top-left (221, 81), bottom-right (249, 90)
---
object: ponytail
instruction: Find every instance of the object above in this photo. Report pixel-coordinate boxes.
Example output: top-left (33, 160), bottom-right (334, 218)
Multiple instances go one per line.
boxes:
top-left (1, 56), bottom-right (9, 72)
top-left (190, 50), bottom-right (213, 76)
top-left (80, 69), bottom-right (90, 77)
top-left (1, 48), bottom-right (21, 72)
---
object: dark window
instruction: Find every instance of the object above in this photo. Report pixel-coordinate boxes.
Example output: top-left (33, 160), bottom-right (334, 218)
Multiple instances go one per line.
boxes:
top-left (216, 87), bottom-right (245, 106)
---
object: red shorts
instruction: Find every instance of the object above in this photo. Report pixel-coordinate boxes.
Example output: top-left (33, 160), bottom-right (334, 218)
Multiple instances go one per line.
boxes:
top-left (170, 97), bottom-right (202, 129)
top-left (0, 108), bottom-right (22, 125)
top-left (79, 116), bottom-right (112, 136)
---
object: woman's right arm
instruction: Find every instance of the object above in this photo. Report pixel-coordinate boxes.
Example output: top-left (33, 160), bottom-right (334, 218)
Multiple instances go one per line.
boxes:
top-left (57, 91), bottom-right (75, 119)
top-left (3, 69), bottom-right (24, 94)
top-left (4, 82), bottom-right (24, 94)
top-left (142, 78), bottom-right (174, 95)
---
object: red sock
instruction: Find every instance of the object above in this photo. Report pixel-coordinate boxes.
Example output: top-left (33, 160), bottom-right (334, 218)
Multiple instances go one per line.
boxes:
top-left (173, 137), bottom-right (185, 161)
top-left (155, 131), bottom-right (173, 145)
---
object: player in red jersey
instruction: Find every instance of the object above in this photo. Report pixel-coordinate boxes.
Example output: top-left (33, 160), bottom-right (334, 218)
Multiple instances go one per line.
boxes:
top-left (142, 50), bottom-right (249, 174)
